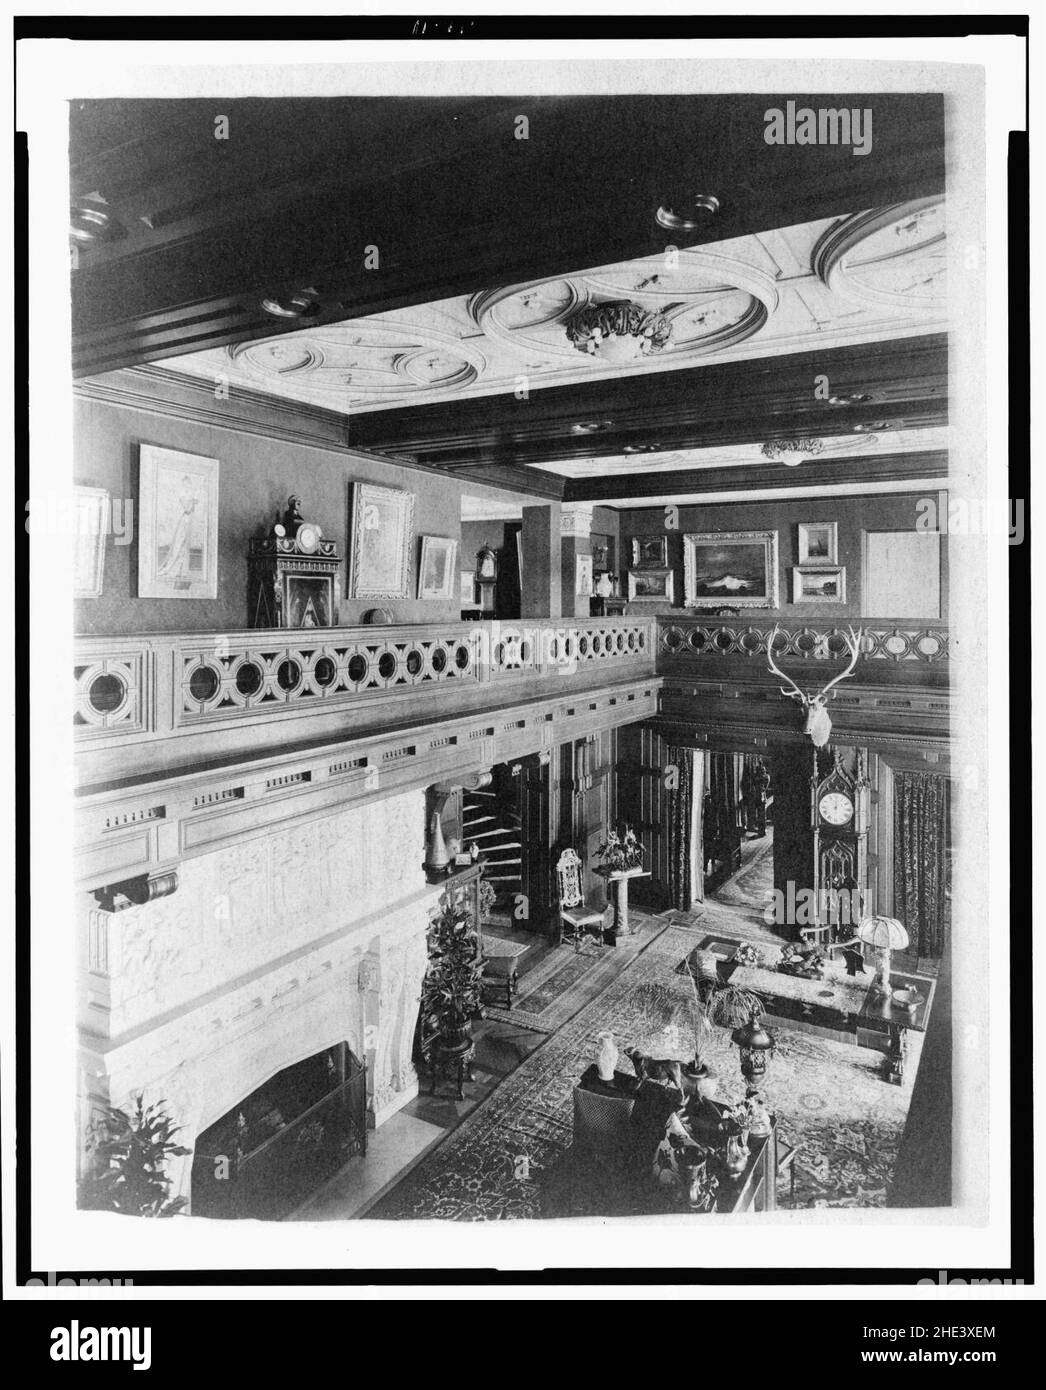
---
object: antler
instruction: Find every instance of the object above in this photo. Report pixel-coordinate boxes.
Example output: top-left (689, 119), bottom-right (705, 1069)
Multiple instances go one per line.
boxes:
top-left (815, 627), bottom-right (864, 700)
top-left (765, 625), bottom-right (807, 704)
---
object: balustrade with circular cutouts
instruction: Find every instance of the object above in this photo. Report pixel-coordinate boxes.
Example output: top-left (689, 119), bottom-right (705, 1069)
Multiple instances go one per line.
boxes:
top-left (74, 619), bottom-right (655, 736)
top-left (657, 619), bottom-right (948, 665)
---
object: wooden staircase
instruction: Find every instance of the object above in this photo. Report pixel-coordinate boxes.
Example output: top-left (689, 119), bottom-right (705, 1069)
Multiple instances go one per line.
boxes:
top-left (462, 788), bottom-right (523, 908)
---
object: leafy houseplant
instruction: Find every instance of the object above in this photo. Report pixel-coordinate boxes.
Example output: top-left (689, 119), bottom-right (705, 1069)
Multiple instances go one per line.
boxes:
top-left (704, 984), bottom-right (766, 1031)
top-left (78, 1094), bottom-right (190, 1217)
top-left (420, 885), bottom-right (485, 1046)
top-left (595, 825), bottom-right (645, 874)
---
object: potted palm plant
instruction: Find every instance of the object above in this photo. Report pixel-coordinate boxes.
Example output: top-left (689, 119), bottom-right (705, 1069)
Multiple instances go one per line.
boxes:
top-left (420, 885), bottom-right (486, 1049)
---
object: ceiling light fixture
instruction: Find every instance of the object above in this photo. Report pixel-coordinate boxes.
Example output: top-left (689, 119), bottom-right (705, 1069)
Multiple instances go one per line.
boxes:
top-left (760, 437), bottom-right (827, 467)
top-left (655, 194), bottom-right (721, 230)
top-left (564, 299), bottom-right (673, 366)
top-left (261, 287), bottom-right (322, 319)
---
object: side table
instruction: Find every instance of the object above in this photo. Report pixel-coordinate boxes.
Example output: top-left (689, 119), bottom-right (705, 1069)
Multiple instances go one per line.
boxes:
top-left (428, 1036), bottom-right (476, 1101)
top-left (593, 865), bottom-right (651, 937)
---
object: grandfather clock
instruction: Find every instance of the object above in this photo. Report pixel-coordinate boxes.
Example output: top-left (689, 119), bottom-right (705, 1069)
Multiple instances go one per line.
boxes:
top-left (809, 748), bottom-right (870, 941)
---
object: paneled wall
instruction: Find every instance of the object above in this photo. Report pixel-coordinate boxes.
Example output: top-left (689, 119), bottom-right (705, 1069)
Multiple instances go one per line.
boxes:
top-left (617, 492), bottom-right (947, 621)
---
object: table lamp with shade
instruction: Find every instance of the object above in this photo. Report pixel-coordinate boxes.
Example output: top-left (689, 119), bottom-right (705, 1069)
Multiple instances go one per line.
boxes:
top-left (856, 915), bottom-right (909, 994)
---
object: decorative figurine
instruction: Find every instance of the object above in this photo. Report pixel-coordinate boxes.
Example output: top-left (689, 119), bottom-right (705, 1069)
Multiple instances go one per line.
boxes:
top-left (282, 494), bottom-right (305, 537)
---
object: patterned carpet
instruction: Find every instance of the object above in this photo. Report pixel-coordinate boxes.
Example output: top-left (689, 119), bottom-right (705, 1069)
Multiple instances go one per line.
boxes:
top-left (367, 925), bottom-right (921, 1220)
top-left (482, 912), bottom-right (672, 1032)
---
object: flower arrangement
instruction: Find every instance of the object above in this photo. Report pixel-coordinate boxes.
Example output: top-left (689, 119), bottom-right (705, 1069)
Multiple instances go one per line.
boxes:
top-left (733, 941), bottom-right (763, 969)
top-left (595, 825), bottom-right (645, 873)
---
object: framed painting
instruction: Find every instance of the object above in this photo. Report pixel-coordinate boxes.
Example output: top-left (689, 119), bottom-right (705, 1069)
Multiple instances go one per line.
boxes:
top-left (682, 530), bottom-right (779, 609)
top-left (575, 553), bottom-right (594, 597)
top-left (348, 482), bottom-right (415, 599)
top-left (797, 521), bottom-right (838, 565)
top-left (73, 486), bottom-right (109, 598)
top-left (417, 535), bottom-right (459, 600)
top-left (627, 568), bottom-right (674, 603)
top-left (138, 445), bottom-right (219, 599)
top-left (630, 535), bottom-right (668, 569)
top-left (792, 565), bottom-right (847, 603)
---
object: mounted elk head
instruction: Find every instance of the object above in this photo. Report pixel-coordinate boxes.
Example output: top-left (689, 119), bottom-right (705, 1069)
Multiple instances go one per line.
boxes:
top-left (765, 626), bottom-right (864, 747)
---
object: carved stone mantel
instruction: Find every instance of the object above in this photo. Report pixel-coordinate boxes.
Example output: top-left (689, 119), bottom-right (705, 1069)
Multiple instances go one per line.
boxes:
top-left (77, 788), bottom-right (438, 1208)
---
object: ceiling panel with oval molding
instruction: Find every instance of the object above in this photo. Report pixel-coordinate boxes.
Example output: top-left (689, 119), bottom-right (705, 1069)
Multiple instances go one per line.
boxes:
top-left (156, 200), bottom-right (947, 417)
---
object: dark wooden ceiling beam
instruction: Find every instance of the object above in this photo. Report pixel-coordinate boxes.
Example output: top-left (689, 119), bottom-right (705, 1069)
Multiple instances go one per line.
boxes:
top-left (70, 94), bottom-right (944, 377)
top-left (562, 449), bottom-right (948, 502)
top-left (350, 334), bottom-right (948, 470)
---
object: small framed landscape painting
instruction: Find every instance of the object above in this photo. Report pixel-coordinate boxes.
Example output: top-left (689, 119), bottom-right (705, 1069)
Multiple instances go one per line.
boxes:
top-left (797, 521), bottom-right (838, 565)
top-left (627, 568), bottom-right (674, 603)
top-left (138, 445), bottom-right (219, 600)
top-left (792, 565), bottom-right (847, 603)
top-left (630, 535), bottom-right (668, 568)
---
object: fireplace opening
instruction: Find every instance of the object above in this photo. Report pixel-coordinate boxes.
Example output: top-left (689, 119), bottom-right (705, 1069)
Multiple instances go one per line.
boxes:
top-left (191, 1042), bottom-right (366, 1220)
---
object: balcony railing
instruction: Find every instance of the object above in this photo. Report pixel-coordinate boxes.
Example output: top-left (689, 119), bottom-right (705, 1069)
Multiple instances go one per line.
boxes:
top-left (657, 617), bottom-right (949, 666)
top-left (73, 615), bottom-right (656, 765)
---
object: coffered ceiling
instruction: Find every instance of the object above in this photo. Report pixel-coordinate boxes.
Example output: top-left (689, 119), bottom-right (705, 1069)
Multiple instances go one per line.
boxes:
top-left (70, 94), bottom-right (944, 377)
top-left (155, 198), bottom-right (945, 417)
top-left (73, 94), bottom-right (948, 505)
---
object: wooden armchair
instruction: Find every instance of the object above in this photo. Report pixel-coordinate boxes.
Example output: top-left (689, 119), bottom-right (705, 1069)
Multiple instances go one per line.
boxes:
top-left (555, 848), bottom-right (611, 951)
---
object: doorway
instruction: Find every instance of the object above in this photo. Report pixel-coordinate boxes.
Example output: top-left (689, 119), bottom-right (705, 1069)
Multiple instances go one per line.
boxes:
top-left (699, 752), bottom-right (776, 917)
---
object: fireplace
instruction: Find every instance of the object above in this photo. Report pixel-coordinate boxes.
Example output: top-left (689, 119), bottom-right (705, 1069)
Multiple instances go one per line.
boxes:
top-left (190, 1043), bottom-right (366, 1220)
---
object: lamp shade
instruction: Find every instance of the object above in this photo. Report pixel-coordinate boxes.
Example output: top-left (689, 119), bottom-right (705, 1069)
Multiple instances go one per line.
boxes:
top-left (856, 915), bottom-right (909, 951)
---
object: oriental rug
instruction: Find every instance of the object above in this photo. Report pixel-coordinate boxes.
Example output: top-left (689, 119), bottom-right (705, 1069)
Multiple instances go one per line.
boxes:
top-left (481, 911), bottom-right (674, 1033)
top-left (367, 925), bottom-right (921, 1221)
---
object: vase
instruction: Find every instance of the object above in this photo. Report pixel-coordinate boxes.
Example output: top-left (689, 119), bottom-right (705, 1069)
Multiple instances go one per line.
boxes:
top-left (596, 1030), bottom-right (619, 1082)
top-left (683, 1159), bottom-right (712, 1211)
top-left (724, 1134), bottom-right (748, 1176)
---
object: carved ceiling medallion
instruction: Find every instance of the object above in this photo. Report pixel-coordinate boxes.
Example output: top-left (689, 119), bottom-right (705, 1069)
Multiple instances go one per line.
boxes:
top-left (813, 197), bottom-right (946, 310)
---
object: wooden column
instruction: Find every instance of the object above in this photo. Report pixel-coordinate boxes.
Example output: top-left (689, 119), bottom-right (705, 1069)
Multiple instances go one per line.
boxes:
top-left (521, 503), bottom-right (562, 618)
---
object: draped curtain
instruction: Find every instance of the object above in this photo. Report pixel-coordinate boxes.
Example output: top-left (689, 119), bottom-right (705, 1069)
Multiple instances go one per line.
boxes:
top-left (666, 744), bottom-right (693, 910)
top-left (893, 772), bottom-right (951, 957)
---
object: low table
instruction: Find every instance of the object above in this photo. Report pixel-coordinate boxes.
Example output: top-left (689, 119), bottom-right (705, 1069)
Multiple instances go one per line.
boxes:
top-left (479, 939), bottom-right (530, 1007)
top-left (724, 957), bottom-right (935, 1084)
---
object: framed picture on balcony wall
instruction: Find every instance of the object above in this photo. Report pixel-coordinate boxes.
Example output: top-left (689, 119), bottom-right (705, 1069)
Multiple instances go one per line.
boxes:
top-left (73, 486), bottom-right (109, 597)
top-left (630, 535), bottom-right (668, 568)
top-left (348, 481), bottom-right (415, 599)
top-left (575, 553), bottom-right (594, 596)
top-left (792, 565), bottom-right (847, 603)
top-left (797, 521), bottom-right (838, 565)
top-left (417, 535), bottom-right (459, 600)
top-left (682, 529), bottom-right (779, 610)
top-left (627, 568), bottom-right (674, 603)
top-left (137, 444), bottom-right (219, 599)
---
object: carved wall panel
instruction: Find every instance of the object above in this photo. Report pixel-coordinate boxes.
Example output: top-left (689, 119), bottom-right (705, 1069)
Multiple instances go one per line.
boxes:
top-left (103, 789), bottom-right (426, 1036)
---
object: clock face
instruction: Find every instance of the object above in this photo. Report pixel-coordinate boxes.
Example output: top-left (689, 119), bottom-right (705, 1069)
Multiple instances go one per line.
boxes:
top-left (296, 522), bottom-right (322, 555)
top-left (819, 792), bottom-right (854, 826)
